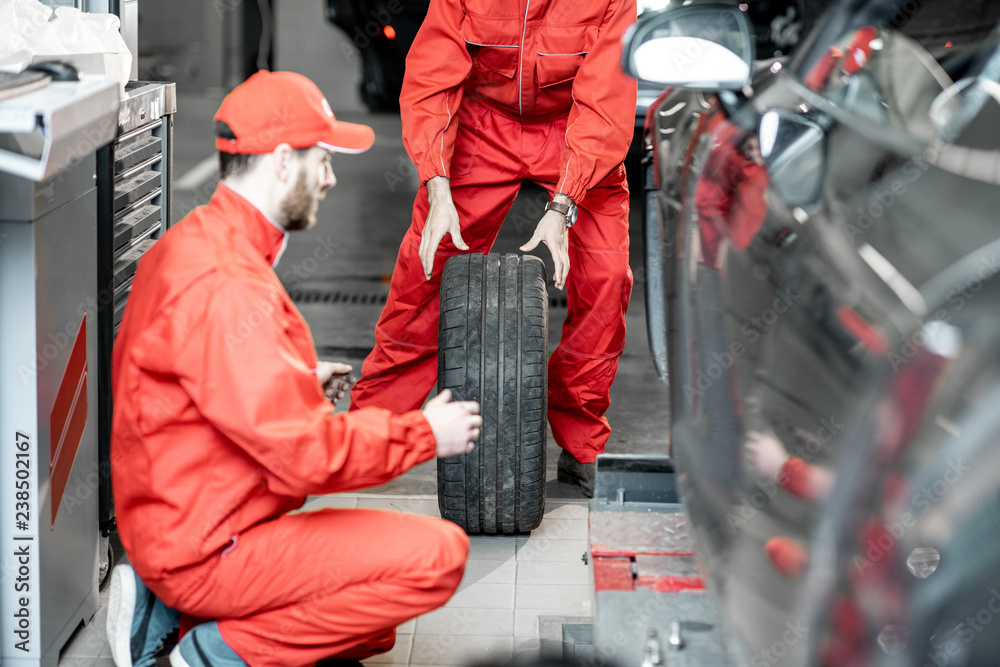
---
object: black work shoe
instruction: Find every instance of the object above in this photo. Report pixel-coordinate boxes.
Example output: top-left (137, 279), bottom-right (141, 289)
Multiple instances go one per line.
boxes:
top-left (557, 449), bottom-right (595, 498)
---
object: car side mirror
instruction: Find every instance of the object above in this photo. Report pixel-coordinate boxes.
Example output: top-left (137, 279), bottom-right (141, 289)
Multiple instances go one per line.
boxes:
top-left (622, 4), bottom-right (755, 89)
top-left (759, 109), bottom-right (827, 208)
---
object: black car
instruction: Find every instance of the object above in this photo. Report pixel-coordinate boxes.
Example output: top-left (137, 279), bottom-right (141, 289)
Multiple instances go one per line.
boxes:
top-left (625, 0), bottom-right (1000, 664)
top-left (325, 0), bottom-right (429, 111)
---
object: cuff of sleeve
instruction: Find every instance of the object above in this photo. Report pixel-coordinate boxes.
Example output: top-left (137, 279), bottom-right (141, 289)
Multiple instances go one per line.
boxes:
top-left (558, 178), bottom-right (587, 205)
top-left (418, 162), bottom-right (448, 185)
top-left (391, 410), bottom-right (438, 463)
top-left (777, 456), bottom-right (816, 503)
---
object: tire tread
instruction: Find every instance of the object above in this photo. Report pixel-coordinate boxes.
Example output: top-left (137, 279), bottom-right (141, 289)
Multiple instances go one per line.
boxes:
top-left (437, 253), bottom-right (548, 534)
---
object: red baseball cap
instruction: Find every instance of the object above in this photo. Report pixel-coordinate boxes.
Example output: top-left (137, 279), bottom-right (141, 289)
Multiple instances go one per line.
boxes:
top-left (214, 71), bottom-right (375, 155)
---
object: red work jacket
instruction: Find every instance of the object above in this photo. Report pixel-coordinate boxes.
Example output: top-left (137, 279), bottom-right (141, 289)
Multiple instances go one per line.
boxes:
top-left (401, 0), bottom-right (638, 203)
top-left (111, 184), bottom-right (437, 591)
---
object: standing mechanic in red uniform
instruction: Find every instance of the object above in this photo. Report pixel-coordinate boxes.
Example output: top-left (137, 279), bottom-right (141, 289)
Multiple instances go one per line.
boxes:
top-left (105, 71), bottom-right (482, 667)
top-left (350, 0), bottom-right (638, 495)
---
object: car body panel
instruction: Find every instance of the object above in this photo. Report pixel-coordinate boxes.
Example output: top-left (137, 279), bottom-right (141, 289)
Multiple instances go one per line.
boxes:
top-left (637, 1), bottom-right (1000, 664)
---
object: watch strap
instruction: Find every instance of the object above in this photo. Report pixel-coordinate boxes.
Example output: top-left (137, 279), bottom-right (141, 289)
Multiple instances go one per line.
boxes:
top-left (544, 200), bottom-right (572, 217)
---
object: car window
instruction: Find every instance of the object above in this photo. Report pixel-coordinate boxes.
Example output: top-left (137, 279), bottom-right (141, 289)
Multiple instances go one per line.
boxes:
top-left (791, 0), bottom-right (1000, 86)
top-left (804, 26), bottom-right (953, 140)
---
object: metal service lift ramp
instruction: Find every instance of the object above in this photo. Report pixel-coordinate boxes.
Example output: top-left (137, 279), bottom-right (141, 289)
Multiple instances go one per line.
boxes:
top-left (0, 76), bottom-right (119, 667)
top-left (587, 454), bottom-right (732, 666)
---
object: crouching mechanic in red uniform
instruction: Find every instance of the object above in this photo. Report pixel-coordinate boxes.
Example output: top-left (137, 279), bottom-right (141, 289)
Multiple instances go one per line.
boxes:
top-left (105, 71), bottom-right (483, 667)
top-left (349, 0), bottom-right (638, 496)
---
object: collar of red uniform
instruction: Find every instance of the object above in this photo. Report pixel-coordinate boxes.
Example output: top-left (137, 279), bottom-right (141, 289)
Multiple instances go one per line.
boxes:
top-left (209, 182), bottom-right (289, 267)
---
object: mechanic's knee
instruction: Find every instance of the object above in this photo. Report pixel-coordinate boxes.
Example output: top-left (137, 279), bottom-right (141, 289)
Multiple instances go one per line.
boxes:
top-left (426, 519), bottom-right (470, 586)
top-left (440, 519), bottom-right (471, 570)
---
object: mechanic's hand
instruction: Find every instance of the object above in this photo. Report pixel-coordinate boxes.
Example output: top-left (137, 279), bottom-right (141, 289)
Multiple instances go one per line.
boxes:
top-left (745, 431), bottom-right (789, 482)
top-left (419, 176), bottom-right (468, 280)
top-left (316, 361), bottom-right (355, 405)
top-left (423, 389), bottom-right (483, 458)
top-left (520, 209), bottom-right (570, 290)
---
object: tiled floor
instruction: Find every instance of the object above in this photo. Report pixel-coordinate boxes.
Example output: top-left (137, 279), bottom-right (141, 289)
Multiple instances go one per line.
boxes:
top-left (57, 490), bottom-right (591, 667)
top-left (305, 493), bottom-right (592, 667)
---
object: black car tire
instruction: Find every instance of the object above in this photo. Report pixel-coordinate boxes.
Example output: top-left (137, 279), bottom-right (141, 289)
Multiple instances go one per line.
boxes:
top-left (437, 253), bottom-right (548, 534)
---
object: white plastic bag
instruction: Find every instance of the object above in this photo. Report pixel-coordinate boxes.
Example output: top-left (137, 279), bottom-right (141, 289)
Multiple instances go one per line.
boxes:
top-left (0, 0), bottom-right (65, 71)
top-left (0, 0), bottom-right (132, 97)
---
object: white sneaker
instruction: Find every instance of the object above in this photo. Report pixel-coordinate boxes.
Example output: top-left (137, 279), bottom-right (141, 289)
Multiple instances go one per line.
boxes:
top-left (105, 563), bottom-right (181, 667)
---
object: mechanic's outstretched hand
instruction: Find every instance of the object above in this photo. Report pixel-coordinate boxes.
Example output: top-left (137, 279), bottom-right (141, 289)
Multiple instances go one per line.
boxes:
top-left (744, 430), bottom-right (789, 482)
top-left (423, 389), bottom-right (482, 458)
top-left (317, 361), bottom-right (355, 406)
top-left (419, 176), bottom-right (468, 280)
top-left (520, 209), bottom-right (570, 290)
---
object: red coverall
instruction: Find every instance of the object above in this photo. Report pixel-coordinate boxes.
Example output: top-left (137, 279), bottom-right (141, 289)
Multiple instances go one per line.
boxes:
top-left (694, 117), bottom-right (769, 269)
top-left (350, 0), bottom-right (638, 463)
top-left (111, 184), bottom-right (469, 667)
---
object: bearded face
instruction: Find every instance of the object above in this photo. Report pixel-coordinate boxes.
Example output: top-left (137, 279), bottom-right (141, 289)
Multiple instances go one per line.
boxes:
top-left (280, 160), bottom-right (327, 231)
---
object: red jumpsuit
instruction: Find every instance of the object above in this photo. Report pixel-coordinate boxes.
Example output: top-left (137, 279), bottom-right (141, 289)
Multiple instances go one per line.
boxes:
top-left (350, 0), bottom-right (638, 462)
top-left (695, 117), bottom-right (769, 269)
top-left (111, 184), bottom-right (469, 667)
